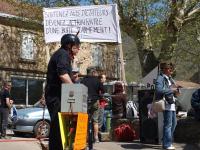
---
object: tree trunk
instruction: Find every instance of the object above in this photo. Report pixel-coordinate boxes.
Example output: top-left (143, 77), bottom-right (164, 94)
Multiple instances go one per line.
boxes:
top-left (120, 19), bottom-right (158, 77)
top-left (158, 1), bottom-right (179, 62)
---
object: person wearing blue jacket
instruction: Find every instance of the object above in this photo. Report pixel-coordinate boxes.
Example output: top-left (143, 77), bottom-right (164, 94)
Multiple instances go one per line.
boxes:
top-left (155, 62), bottom-right (180, 150)
top-left (191, 88), bottom-right (200, 121)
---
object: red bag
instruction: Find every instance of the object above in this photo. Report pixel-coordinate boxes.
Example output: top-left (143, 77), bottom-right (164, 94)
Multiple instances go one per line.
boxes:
top-left (114, 123), bottom-right (136, 141)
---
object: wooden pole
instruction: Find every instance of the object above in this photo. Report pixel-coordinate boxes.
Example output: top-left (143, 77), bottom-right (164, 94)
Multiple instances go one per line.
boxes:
top-left (118, 44), bottom-right (126, 83)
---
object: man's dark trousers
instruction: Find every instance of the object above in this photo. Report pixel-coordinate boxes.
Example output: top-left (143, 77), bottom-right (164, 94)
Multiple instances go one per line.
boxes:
top-left (46, 97), bottom-right (62, 150)
top-left (0, 107), bottom-right (9, 136)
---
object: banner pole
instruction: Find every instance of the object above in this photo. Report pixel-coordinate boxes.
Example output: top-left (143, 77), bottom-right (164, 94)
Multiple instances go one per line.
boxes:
top-left (118, 44), bottom-right (126, 83)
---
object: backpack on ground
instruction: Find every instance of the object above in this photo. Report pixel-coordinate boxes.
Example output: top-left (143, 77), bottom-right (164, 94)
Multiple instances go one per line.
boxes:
top-left (114, 123), bottom-right (136, 141)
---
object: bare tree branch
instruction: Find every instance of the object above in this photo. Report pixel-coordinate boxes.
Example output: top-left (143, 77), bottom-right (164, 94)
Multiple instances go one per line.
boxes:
top-left (187, 7), bottom-right (200, 17)
top-left (184, 2), bottom-right (197, 16)
top-left (182, 7), bottom-right (200, 25)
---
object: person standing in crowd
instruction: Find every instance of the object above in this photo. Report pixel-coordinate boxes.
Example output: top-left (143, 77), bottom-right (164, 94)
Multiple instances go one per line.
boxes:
top-left (99, 74), bottom-right (106, 84)
top-left (45, 34), bottom-right (81, 150)
top-left (0, 81), bottom-right (13, 139)
top-left (155, 62), bottom-right (180, 150)
top-left (98, 74), bottom-right (108, 132)
top-left (9, 99), bottom-right (17, 123)
top-left (111, 82), bottom-right (127, 119)
top-left (81, 67), bottom-right (104, 143)
top-left (71, 68), bottom-right (81, 83)
top-left (191, 88), bottom-right (200, 121)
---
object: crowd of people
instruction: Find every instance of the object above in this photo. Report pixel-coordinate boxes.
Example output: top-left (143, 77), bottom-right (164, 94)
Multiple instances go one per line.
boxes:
top-left (44, 33), bottom-right (129, 150)
top-left (0, 33), bottom-right (199, 150)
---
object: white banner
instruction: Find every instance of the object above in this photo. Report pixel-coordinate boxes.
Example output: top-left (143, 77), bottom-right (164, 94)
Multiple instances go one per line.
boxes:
top-left (43, 4), bottom-right (121, 43)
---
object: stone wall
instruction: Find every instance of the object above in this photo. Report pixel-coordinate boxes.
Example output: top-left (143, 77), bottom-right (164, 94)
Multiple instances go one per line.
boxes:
top-left (0, 24), bottom-right (57, 81)
top-left (0, 23), bottom-right (118, 82)
top-left (74, 43), bottom-right (118, 77)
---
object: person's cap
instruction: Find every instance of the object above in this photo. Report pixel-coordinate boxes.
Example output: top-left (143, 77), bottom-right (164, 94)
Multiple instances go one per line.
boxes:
top-left (61, 34), bottom-right (80, 47)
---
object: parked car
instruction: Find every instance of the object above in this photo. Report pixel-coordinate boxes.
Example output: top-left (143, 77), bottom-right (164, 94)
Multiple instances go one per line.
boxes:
top-left (13, 101), bottom-right (50, 138)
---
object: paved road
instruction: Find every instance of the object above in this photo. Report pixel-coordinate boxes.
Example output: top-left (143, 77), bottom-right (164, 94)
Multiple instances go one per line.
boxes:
top-left (1, 137), bottom-right (200, 150)
top-left (0, 130), bottom-right (199, 150)
top-left (0, 137), bottom-right (43, 150)
top-left (93, 141), bottom-right (200, 150)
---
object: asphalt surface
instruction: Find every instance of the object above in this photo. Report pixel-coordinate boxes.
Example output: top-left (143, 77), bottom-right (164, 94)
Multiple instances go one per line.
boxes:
top-left (0, 137), bottom-right (200, 150)
top-left (93, 141), bottom-right (200, 150)
top-left (0, 130), bottom-right (200, 150)
top-left (0, 137), bottom-right (43, 150)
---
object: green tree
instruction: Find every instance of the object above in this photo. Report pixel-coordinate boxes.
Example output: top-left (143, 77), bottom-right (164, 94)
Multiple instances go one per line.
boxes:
top-left (89, 0), bottom-right (200, 79)
top-left (16, 0), bottom-right (200, 81)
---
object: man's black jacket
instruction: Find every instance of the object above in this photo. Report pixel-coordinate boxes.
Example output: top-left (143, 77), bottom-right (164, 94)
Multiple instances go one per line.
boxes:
top-left (81, 76), bottom-right (104, 102)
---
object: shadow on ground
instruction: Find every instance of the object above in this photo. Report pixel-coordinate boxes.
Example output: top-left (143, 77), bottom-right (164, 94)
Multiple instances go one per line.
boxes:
top-left (120, 141), bottom-right (200, 150)
top-left (182, 143), bottom-right (200, 150)
top-left (120, 141), bottom-right (161, 149)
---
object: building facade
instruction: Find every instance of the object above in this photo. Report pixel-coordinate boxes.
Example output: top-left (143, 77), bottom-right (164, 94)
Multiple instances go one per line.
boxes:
top-left (0, 11), bottom-right (118, 106)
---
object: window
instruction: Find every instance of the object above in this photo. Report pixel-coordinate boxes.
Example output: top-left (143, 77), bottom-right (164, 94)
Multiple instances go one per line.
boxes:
top-left (28, 80), bottom-right (44, 105)
top-left (20, 33), bottom-right (36, 60)
top-left (11, 78), bottom-right (44, 106)
top-left (91, 44), bottom-right (103, 67)
top-left (11, 79), bottom-right (26, 105)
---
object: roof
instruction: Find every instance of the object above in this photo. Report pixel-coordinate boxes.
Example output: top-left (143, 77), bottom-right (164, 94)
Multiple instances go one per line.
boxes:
top-left (0, 1), bottom-right (43, 31)
top-left (176, 81), bottom-right (200, 88)
top-left (0, 0), bottom-right (42, 21)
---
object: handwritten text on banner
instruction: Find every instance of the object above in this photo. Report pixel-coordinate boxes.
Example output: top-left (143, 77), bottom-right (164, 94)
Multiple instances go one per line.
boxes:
top-left (43, 4), bottom-right (121, 43)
